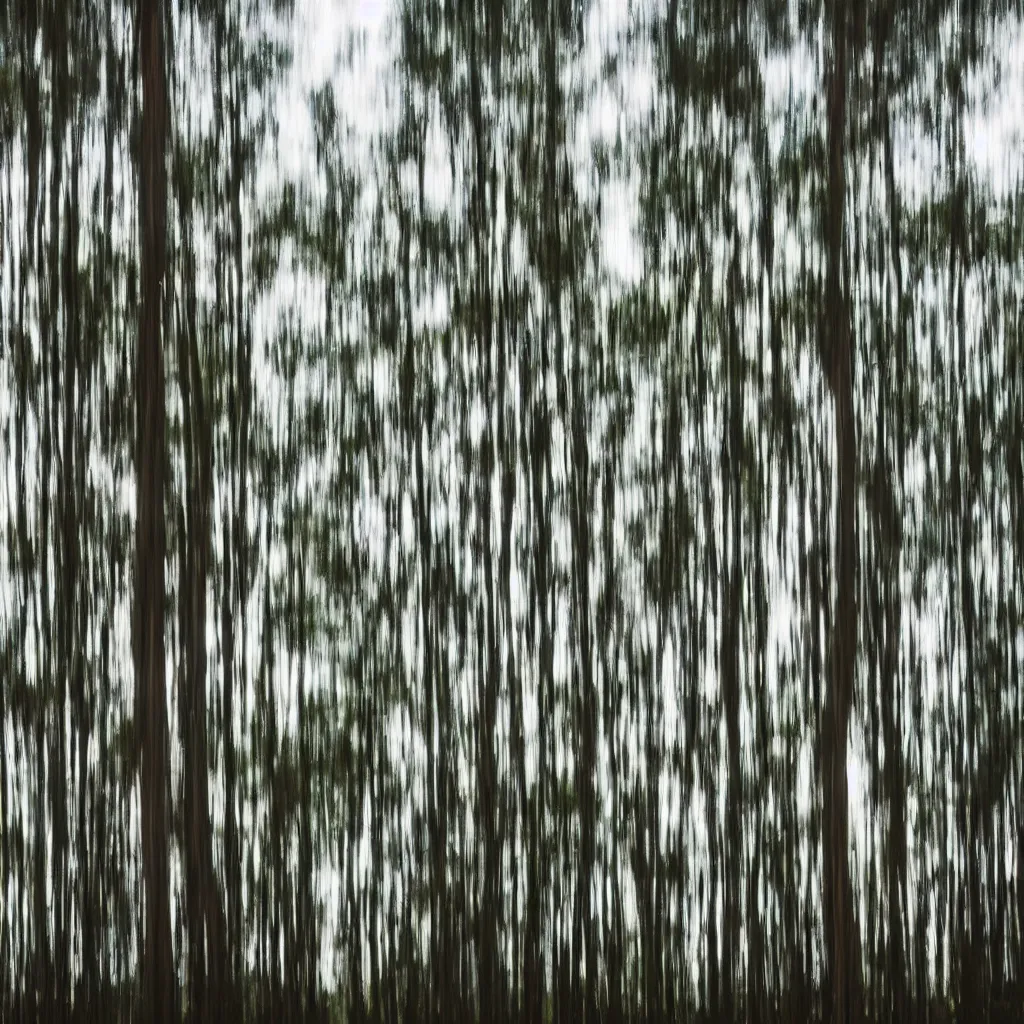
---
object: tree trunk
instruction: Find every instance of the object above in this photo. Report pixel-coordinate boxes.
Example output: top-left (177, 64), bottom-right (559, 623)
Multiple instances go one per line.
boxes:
top-left (722, 240), bottom-right (744, 1024)
top-left (821, 0), bottom-right (862, 1019)
top-left (137, 0), bottom-right (175, 1018)
top-left (176, 207), bottom-right (231, 1020)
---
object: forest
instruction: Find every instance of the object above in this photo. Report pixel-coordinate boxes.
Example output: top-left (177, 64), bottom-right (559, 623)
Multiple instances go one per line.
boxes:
top-left (1, 0), bottom-right (1023, 1021)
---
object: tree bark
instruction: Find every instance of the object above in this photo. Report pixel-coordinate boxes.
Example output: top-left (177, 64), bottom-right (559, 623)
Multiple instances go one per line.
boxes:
top-left (137, 0), bottom-right (175, 1019)
top-left (821, 0), bottom-right (862, 1019)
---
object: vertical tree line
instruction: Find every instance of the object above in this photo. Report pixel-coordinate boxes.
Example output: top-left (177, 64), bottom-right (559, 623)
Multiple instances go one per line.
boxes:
top-left (2, 0), bottom-right (1023, 1021)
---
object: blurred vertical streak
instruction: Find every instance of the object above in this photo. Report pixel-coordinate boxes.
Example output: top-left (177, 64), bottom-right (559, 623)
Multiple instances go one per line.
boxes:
top-left (136, 0), bottom-right (175, 1017)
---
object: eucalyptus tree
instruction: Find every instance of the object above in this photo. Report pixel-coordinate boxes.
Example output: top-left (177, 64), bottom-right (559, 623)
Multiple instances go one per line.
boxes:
top-left (2, 0), bottom-right (1024, 1019)
top-left (135, 0), bottom-right (176, 1017)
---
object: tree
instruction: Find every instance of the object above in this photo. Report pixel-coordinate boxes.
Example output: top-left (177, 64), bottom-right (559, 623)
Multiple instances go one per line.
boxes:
top-left (136, 0), bottom-right (175, 1020)
top-left (819, 0), bottom-right (862, 1020)
top-left (1, 1), bottom-right (1022, 1019)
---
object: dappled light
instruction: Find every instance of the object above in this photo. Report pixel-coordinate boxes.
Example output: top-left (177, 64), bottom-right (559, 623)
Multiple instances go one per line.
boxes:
top-left (1, 0), bottom-right (1023, 1021)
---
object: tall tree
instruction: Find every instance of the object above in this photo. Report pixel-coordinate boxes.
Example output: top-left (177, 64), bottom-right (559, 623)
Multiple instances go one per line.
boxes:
top-left (136, 0), bottom-right (175, 1019)
top-left (820, 0), bottom-right (862, 1018)
top-left (173, 164), bottom-right (231, 1021)
top-left (2, 0), bottom-right (1023, 1018)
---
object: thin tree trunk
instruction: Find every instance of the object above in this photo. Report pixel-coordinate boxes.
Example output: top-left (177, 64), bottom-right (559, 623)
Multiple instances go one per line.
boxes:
top-left (821, 0), bottom-right (862, 1019)
top-left (878, 35), bottom-right (909, 1015)
top-left (466, 17), bottom-right (503, 1017)
top-left (176, 203), bottom-right (231, 1020)
top-left (722, 240), bottom-right (744, 1024)
top-left (137, 0), bottom-right (175, 1017)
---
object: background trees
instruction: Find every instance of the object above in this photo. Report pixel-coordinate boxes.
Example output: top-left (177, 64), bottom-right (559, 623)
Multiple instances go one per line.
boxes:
top-left (1, 0), bottom-right (1022, 1020)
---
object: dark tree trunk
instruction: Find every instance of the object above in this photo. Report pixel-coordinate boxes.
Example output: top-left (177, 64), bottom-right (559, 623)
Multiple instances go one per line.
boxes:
top-left (821, 0), bottom-right (862, 1019)
top-left (136, 0), bottom-right (175, 1019)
